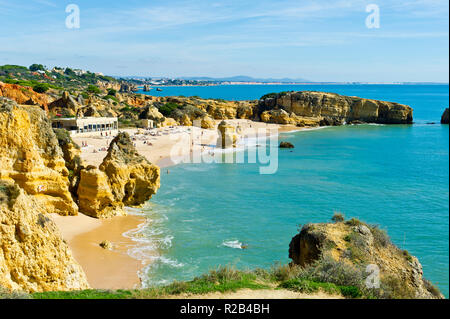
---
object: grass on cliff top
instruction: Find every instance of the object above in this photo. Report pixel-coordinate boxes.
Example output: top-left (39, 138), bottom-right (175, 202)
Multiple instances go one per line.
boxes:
top-left (32, 267), bottom-right (269, 299)
top-left (30, 264), bottom-right (363, 300)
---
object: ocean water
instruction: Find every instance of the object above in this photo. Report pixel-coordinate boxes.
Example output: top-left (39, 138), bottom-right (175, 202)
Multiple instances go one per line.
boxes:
top-left (135, 85), bottom-right (449, 297)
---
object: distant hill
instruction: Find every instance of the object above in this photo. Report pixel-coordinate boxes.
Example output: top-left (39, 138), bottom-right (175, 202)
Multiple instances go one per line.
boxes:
top-left (179, 75), bottom-right (311, 83)
top-left (0, 64), bottom-right (120, 92)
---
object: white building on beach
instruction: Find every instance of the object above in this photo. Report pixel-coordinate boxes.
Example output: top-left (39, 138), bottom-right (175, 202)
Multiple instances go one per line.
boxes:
top-left (51, 117), bottom-right (119, 136)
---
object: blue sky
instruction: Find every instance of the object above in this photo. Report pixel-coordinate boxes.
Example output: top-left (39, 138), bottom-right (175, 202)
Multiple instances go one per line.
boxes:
top-left (0, 0), bottom-right (448, 82)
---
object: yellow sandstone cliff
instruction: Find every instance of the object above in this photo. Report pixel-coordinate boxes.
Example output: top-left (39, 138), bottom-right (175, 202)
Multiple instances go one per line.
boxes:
top-left (288, 218), bottom-right (443, 299)
top-left (259, 91), bottom-right (413, 125)
top-left (0, 97), bottom-right (161, 292)
top-left (0, 182), bottom-right (90, 292)
top-left (77, 132), bottom-right (160, 218)
top-left (0, 98), bottom-right (78, 216)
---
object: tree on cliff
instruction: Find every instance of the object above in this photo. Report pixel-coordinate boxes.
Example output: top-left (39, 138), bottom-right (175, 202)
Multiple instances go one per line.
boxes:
top-left (33, 83), bottom-right (50, 93)
top-left (29, 64), bottom-right (46, 72)
top-left (87, 85), bottom-right (101, 94)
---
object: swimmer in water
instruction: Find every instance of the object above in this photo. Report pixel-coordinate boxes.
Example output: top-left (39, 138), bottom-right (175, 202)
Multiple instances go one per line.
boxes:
top-left (241, 244), bottom-right (248, 249)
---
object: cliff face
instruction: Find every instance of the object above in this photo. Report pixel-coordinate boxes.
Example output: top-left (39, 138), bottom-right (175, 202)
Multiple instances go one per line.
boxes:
top-left (0, 98), bottom-right (161, 292)
top-left (78, 133), bottom-right (160, 218)
top-left (0, 82), bottom-right (48, 112)
top-left (0, 181), bottom-right (89, 293)
top-left (0, 98), bottom-right (78, 216)
top-left (289, 220), bottom-right (443, 299)
top-left (259, 91), bottom-right (413, 125)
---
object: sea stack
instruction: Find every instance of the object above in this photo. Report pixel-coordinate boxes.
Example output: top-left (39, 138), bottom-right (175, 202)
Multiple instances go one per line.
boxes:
top-left (217, 120), bottom-right (238, 149)
top-left (441, 108), bottom-right (449, 124)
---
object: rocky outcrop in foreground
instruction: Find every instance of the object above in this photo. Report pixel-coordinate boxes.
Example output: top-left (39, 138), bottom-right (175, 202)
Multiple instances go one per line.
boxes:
top-left (0, 181), bottom-right (89, 293)
top-left (77, 132), bottom-right (160, 218)
top-left (441, 108), bottom-right (449, 124)
top-left (0, 98), bottom-right (89, 292)
top-left (259, 91), bottom-right (413, 125)
top-left (0, 98), bottom-right (161, 292)
top-left (289, 217), bottom-right (443, 299)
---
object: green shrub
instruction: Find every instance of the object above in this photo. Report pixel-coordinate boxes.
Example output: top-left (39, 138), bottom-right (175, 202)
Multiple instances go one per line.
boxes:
top-left (280, 278), bottom-right (361, 298)
top-left (0, 181), bottom-right (21, 208)
top-left (33, 83), bottom-right (50, 93)
top-left (87, 85), bottom-right (101, 94)
top-left (402, 250), bottom-right (413, 262)
top-left (338, 285), bottom-right (362, 298)
top-left (331, 212), bottom-right (345, 223)
top-left (370, 225), bottom-right (391, 247)
top-left (64, 68), bottom-right (76, 77)
top-left (159, 102), bottom-right (182, 117)
top-left (103, 95), bottom-right (119, 103)
top-left (53, 128), bottom-right (80, 149)
top-left (107, 88), bottom-right (117, 96)
top-left (269, 263), bottom-right (302, 282)
top-left (29, 64), bottom-right (45, 72)
top-left (345, 218), bottom-right (364, 227)
top-left (301, 253), bottom-right (365, 288)
top-left (261, 92), bottom-right (278, 99)
top-left (0, 286), bottom-right (30, 299)
top-left (260, 91), bottom-right (289, 100)
top-left (379, 275), bottom-right (416, 299)
top-left (423, 279), bottom-right (442, 298)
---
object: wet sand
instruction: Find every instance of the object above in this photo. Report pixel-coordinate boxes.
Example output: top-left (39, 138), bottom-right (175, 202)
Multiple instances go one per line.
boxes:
top-left (52, 213), bottom-right (148, 290)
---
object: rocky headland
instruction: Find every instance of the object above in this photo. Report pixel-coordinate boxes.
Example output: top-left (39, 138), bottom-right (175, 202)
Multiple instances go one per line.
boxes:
top-left (288, 216), bottom-right (443, 299)
top-left (258, 91), bottom-right (413, 126)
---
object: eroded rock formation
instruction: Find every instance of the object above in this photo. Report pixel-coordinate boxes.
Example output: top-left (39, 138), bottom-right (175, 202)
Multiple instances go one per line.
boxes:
top-left (0, 82), bottom-right (48, 112)
top-left (77, 132), bottom-right (160, 218)
top-left (48, 91), bottom-right (80, 116)
top-left (0, 98), bottom-right (78, 216)
top-left (217, 120), bottom-right (239, 149)
top-left (289, 220), bottom-right (443, 299)
top-left (0, 181), bottom-right (89, 293)
top-left (259, 91), bottom-right (413, 125)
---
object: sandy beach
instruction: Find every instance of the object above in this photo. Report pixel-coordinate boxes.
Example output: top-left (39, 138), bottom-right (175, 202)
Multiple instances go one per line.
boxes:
top-left (51, 213), bottom-right (149, 290)
top-left (73, 120), bottom-right (298, 168)
top-left (55, 120), bottom-right (300, 290)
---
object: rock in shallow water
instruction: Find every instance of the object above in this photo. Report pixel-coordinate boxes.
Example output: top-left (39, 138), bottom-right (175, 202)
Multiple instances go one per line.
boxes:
top-left (279, 141), bottom-right (294, 149)
top-left (441, 108), bottom-right (449, 124)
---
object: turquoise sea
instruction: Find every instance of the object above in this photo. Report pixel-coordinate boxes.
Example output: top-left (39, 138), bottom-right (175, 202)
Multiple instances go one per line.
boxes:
top-left (134, 85), bottom-right (449, 297)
